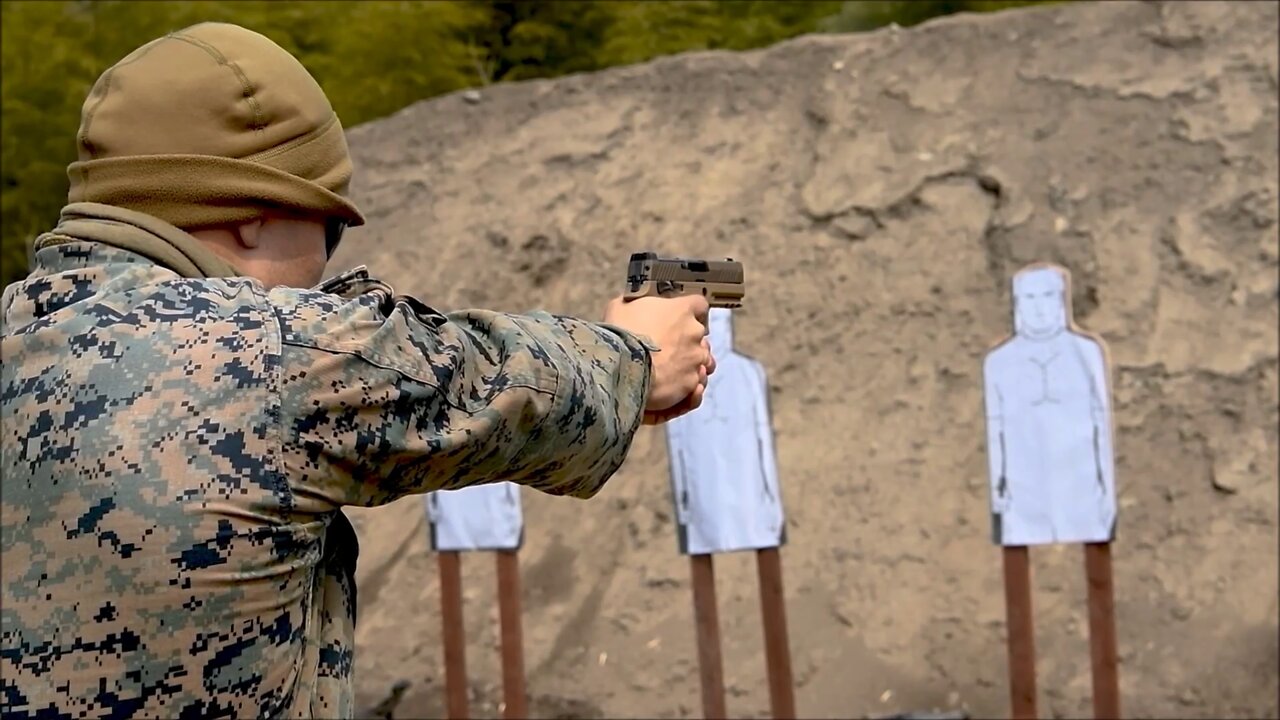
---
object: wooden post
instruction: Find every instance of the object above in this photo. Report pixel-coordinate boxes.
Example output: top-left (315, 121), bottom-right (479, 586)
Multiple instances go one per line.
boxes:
top-left (690, 554), bottom-right (727, 719)
top-left (1084, 542), bottom-right (1120, 719)
top-left (1002, 546), bottom-right (1037, 720)
top-left (756, 548), bottom-right (796, 719)
top-left (495, 549), bottom-right (528, 720)
top-left (438, 551), bottom-right (469, 719)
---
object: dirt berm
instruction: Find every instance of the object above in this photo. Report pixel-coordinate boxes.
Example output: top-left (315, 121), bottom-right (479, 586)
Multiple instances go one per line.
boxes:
top-left (333, 1), bottom-right (1279, 717)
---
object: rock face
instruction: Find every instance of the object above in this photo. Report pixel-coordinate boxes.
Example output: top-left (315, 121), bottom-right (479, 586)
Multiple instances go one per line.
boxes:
top-left (335, 1), bottom-right (1279, 717)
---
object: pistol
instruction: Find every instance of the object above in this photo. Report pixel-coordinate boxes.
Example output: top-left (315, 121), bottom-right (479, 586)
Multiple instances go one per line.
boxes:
top-left (622, 252), bottom-right (744, 308)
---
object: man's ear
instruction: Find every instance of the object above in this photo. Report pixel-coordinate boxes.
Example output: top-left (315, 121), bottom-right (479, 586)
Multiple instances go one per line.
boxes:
top-left (235, 219), bottom-right (264, 250)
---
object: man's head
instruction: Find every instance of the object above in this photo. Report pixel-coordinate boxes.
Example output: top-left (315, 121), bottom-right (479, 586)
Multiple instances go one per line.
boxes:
top-left (68, 22), bottom-right (365, 287)
top-left (1012, 265), bottom-right (1069, 338)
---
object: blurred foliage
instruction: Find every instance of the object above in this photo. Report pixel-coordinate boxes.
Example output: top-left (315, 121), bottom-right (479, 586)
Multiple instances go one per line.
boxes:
top-left (818, 0), bottom-right (1063, 33)
top-left (1, 0), bottom-right (1064, 286)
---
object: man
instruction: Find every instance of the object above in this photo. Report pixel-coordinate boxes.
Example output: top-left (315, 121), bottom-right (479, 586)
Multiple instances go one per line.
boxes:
top-left (0, 22), bottom-right (713, 718)
top-left (982, 264), bottom-right (1117, 547)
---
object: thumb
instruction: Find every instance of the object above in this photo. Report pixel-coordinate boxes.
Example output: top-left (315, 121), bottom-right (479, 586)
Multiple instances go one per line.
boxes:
top-left (683, 293), bottom-right (710, 324)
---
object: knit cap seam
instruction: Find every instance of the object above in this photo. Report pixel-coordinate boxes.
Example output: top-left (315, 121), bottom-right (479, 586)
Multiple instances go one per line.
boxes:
top-left (166, 31), bottom-right (266, 133)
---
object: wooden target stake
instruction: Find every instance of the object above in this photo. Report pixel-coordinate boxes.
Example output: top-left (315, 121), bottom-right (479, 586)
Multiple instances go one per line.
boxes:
top-left (690, 554), bottom-right (727, 719)
top-left (495, 549), bottom-right (528, 720)
top-left (1085, 542), bottom-right (1120, 719)
top-left (1001, 546), bottom-right (1038, 719)
top-left (688, 549), bottom-right (796, 720)
top-left (438, 551), bottom-right (469, 719)
top-left (756, 548), bottom-right (796, 720)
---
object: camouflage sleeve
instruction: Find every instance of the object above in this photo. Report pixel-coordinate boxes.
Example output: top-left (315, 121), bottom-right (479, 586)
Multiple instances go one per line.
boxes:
top-left (269, 278), bottom-right (653, 507)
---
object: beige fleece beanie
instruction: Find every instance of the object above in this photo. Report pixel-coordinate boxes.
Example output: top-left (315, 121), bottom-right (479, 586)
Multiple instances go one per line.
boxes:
top-left (66, 22), bottom-right (366, 230)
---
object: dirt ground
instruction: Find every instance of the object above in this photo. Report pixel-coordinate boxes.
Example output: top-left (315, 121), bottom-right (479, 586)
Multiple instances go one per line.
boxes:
top-left (331, 1), bottom-right (1279, 717)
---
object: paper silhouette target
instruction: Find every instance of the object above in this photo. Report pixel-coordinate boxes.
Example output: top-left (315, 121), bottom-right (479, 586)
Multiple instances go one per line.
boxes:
top-left (425, 482), bottom-right (524, 552)
top-left (982, 263), bottom-right (1118, 546)
top-left (665, 308), bottom-right (786, 555)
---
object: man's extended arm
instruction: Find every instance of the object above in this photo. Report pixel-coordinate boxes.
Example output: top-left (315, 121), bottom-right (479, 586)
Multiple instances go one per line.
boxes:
top-left (270, 282), bottom-right (653, 508)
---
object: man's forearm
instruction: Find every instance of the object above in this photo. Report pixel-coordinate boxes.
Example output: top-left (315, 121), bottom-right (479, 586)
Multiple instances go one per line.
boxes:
top-left (277, 297), bottom-right (654, 507)
top-left (501, 311), bottom-right (655, 498)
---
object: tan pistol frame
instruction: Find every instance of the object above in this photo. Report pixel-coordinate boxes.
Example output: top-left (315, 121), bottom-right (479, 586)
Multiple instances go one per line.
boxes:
top-left (623, 252), bottom-right (744, 309)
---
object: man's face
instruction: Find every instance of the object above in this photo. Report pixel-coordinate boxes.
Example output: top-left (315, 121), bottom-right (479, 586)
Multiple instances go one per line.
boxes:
top-left (1014, 268), bottom-right (1067, 336)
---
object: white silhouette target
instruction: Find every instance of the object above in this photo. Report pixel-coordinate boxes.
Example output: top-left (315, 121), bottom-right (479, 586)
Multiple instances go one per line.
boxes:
top-left (665, 308), bottom-right (785, 555)
top-left (424, 482), bottom-right (524, 552)
top-left (982, 263), bottom-right (1118, 546)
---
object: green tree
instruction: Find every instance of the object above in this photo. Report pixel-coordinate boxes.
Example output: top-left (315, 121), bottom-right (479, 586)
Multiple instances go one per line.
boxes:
top-left (464, 1), bottom-right (615, 82)
top-left (591, 0), bottom-right (843, 67)
top-left (817, 0), bottom-right (1065, 34)
top-left (308, 1), bottom-right (489, 125)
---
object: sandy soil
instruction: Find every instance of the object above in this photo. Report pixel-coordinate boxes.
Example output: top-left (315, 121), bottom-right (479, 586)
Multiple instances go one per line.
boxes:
top-left (330, 1), bottom-right (1279, 717)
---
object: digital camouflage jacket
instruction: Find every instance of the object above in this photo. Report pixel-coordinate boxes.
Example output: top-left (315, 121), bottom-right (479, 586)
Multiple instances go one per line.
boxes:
top-left (0, 203), bottom-right (653, 718)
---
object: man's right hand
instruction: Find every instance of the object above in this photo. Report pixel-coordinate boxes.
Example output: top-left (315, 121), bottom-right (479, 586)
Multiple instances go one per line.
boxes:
top-left (604, 294), bottom-right (715, 424)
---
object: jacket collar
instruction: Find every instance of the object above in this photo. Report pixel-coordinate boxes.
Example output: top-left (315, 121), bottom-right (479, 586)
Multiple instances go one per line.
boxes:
top-left (2, 203), bottom-right (245, 334)
top-left (29, 202), bottom-right (241, 280)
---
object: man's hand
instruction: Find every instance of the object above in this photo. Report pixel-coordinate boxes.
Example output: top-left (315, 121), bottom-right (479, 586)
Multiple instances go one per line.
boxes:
top-left (640, 342), bottom-right (710, 425)
top-left (604, 294), bottom-right (715, 424)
